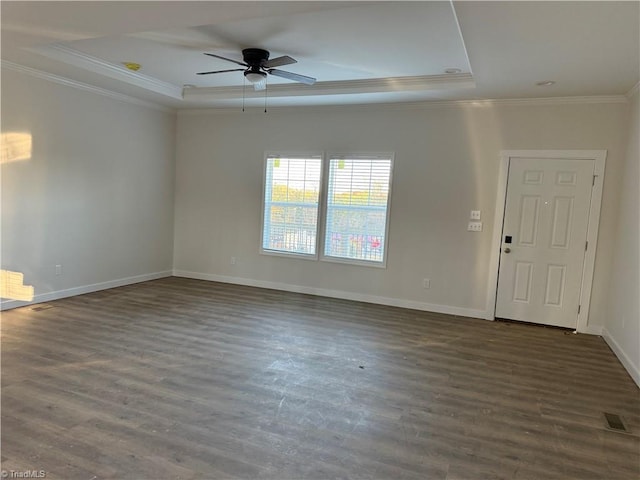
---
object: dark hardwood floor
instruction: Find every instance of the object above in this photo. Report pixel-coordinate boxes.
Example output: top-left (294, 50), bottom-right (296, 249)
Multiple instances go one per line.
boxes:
top-left (1, 277), bottom-right (638, 479)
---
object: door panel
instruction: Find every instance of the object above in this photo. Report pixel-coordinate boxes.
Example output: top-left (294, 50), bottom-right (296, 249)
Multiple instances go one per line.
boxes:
top-left (544, 264), bottom-right (566, 306)
top-left (550, 197), bottom-right (573, 248)
top-left (496, 158), bottom-right (594, 328)
top-left (513, 262), bottom-right (534, 302)
top-left (518, 196), bottom-right (540, 246)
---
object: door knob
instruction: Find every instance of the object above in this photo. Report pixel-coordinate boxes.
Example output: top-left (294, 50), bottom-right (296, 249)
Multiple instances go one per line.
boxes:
top-left (504, 247), bottom-right (511, 253)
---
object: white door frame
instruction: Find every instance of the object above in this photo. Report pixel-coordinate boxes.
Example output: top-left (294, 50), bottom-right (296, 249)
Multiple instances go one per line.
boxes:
top-left (486, 150), bottom-right (607, 333)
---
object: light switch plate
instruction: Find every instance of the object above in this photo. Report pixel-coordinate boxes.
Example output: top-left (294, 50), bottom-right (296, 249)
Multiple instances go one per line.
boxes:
top-left (468, 222), bottom-right (483, 232)
top-left (470, 210), bottom-right (481, 220)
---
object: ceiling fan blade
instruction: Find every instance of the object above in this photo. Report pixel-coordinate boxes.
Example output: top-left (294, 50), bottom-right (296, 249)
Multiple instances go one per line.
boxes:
top-left (268, 69), bottom-right (316, 85)
top-left (196, 68), bottom-right (245, 75)
top-left (204, 52), bottom-right (247, 67)
top-left (263, 55), bottom-right (297, 68)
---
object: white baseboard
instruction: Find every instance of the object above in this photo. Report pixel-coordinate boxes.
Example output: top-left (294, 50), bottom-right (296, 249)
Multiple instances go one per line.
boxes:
top-left (172, 270), bottom-right (489, 320)
top-left (580, 324), bottom-right (603, 336)
top-left (0, 270), bottom-right (173, 311)
top-left (602, 327), bottom-right (640, 388)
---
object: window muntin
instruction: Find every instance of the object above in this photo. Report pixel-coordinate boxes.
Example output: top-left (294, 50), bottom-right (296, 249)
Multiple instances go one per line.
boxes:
top-left (261, 154), bottom-right (322, 256)
top-left (323, 155), bottom-right (393, 265)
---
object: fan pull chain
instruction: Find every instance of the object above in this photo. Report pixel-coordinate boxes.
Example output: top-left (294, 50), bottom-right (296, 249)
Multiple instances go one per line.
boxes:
top-left (264, 78), bottom-right (268, 113)
top-left (242, 77), bottom-right (246, 112)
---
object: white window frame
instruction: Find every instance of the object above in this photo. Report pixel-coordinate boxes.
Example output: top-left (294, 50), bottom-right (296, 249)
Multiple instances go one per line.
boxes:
top-left (260, 151), bottom-right (324, 260)
top-left (320, 152), bottom-right (394, 268)
top-left (260, 151), bottom-right (394, 268)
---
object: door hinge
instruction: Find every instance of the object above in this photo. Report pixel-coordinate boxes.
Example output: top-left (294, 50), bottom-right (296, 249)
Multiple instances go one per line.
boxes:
top-left (592, 175), bottom-right (597, 186)
top-left (585, 241), bottom-right (588, 251)
top-left (578, 305), bottom-right (581, 314)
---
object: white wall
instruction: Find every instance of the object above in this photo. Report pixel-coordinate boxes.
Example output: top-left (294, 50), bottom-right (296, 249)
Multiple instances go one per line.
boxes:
top-left (603, 88), bottom-right (640, 386)
top-left (1, 69), bottom-right (176, 307)
top-left (1, 67), bottom-right (634, 377)
top-left (174, 101), bottom-right (629, 328)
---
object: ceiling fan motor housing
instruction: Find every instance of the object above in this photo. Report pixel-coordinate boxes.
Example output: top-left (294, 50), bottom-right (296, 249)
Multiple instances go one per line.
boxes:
top-left (242, 48), bottom-right (270, 67)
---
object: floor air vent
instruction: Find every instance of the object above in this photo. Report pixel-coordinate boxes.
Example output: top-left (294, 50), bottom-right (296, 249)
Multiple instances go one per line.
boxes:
top-left (604, 412), bottom-right (629, 433)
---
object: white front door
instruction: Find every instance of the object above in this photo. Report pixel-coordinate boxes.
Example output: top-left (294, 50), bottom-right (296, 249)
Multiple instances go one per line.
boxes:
top-left (495, 157), bottom-right (595, 328)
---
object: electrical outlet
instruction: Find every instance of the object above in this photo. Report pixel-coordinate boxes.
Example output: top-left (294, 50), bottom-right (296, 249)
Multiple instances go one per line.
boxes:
top-left (470, 210), bottom-right (481, 220)
top-left (230, 257), bottom-right (237, 265)
top-left (55, 264), bottom-right (63, 275)
top-left (422, 278), bottom-right (430, 289)
top-left (467, 222), bottom-right (483, 232)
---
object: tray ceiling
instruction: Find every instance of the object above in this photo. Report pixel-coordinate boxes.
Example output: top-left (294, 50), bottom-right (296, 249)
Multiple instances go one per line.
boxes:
top-left (1, 1), bottom-right (638, 109)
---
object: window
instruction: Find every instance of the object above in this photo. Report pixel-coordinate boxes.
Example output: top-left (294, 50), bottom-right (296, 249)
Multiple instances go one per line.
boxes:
top-left (261, 153), bottom-right (322, 257)
top-left (323, 155), bottom-right (393, 265)
top-left (261, 152), bottom-right (393, 266)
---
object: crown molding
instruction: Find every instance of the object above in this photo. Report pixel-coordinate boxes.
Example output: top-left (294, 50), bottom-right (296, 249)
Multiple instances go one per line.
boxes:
top-left (29, 43), bottom-right (183, 99)
top-left (178, 94), bottom-right (629, 115)
top-left (25, 43), bottom-right (476, 102)
top-left (2, 60), bottom-right (173, 113)
top-left (4, 54), bottom-right (629, 115)
top-left (182, 73), bottom-right (475, 101)
top-left (451, 95), bottom-right (628, 107)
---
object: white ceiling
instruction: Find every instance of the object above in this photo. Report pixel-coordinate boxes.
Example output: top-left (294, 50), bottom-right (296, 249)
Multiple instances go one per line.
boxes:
top-left (2, 1), bottom-right (638, 110)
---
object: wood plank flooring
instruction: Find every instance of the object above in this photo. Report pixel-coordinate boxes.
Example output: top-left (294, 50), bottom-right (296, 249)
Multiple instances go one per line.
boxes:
top-left (1, 277), bottom-right (638, 479)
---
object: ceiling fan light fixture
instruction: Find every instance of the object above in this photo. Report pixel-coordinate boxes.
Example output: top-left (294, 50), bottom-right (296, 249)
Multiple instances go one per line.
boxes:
top-left (245, 71), bottom-right (267, 84)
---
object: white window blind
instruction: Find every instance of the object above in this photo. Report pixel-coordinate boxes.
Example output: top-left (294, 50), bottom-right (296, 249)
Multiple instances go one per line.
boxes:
top-left (262, 154), bottom-right (322, 256)
top-left (324, 155), bottom-right (393, 264)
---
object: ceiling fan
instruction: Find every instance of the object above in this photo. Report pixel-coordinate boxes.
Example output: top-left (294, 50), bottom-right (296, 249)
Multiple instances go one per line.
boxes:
top-left (197, 48), bottom-right (316, 90)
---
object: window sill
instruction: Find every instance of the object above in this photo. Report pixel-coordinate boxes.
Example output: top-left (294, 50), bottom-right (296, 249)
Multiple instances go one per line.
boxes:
top-left (260, 249), bottom-right (318, 261)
